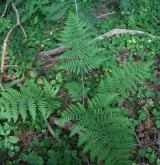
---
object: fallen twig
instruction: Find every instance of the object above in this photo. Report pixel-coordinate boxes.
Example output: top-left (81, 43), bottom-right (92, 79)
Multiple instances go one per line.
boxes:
top-left (1, 3), bottom-right (8, 18)
top-left (45, 120), bottom-right (56, 138)
top-left (11, 3), bottom-right (27, 38)
top-left (153, 16), bottom-right (160, 24)
top-left (96, 28), bottom-right (160, 40)
top-left (97, 11), bottom-right (115, 19)
top-left (38, 28), bottom-right (160, 61)
top-left (38, 47), bottom-right (67, 61)
top-left (1, 2), bottom-right (27, 74)
top-left (1, 24), bottom-right (17, 74)
top-left (4, 64), bottom-right (18, 68)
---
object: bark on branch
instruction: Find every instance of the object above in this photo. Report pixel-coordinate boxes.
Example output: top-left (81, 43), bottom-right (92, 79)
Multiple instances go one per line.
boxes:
top-left (1, 3), bottom-right (8, 18)
top-left (1, 3), bottom-right (27, 74)
top-left (38, 28), bottom-right (160, 61)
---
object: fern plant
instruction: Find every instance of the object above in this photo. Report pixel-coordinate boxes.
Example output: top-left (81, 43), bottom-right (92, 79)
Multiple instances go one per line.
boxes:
top-left (0, 81), bottom-right (61, 123)
top-left (42, 77), bottom-right (61, 97)
top-left (99, 62), bottom-right (152, 99)
top-left (58, 12), bottom-right (105, 75)
top-left (59, 61), bottom-right (152, 164)
top-left (57, 11), bottom-right (153, 165)
top-left (59, 95), bottom-right (136, 165)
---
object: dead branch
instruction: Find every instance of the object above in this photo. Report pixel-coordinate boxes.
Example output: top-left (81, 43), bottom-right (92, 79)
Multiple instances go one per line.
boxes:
top-left (96, 28), bottom-right (159, 40)
top-left (96, 28), bottom-right (145, 40)
top-left (1, 25), bottom-right (17, 74)
top-left (38, 28), bottom-right (160, 61)
top-left (38, 47), bottom-right (67, 61)
top-left (45, 120), bottom-right (56, 138)
top-left (1, 3), bottom-right (8, 18)
top-left (153, 16), bottom-right (160, 25)
top-left (4, 64), bottom-right (18, 68)
top-left (97, 11), bottom-right (115, 19)
top-left (11, 3), bottom-right (27, 38)
top-left (1, 2), bottom-right (27, 74)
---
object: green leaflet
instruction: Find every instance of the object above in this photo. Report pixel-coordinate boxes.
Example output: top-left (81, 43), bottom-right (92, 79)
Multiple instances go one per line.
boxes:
top-left (0, 81), bottom-right (61, 123)
top-left (60, 96), bottom-right (136, 165)
top-left (58, 12), bottom-right (105, 75)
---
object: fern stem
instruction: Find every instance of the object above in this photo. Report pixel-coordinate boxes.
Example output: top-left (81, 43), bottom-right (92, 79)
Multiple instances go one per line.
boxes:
top-left (81, 74), bottom-right (85, 106)
top-left (0, 76), bottom-right (4, 91)
top-left (74, 0), bottom-right (79, 18)
top-left (1, 3), bottom-right (8, 18)
top-left (134, 132), bottom-right (142, 146)
top-left (45, 120), bottom-right (56, 138)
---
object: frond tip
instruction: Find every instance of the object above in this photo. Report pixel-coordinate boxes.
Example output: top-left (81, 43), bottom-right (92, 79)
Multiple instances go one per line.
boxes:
top-left (58, 12), bottom-right (105, 75)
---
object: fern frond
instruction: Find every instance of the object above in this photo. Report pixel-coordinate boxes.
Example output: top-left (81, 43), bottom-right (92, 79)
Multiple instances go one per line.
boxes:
top-left (0, 82), bottom-right (61, 123)
top-left (37, 99), bottom-right (48, 121)
top-left (42, 78), bottom-right (60, 97)
top-left (88, 93), bottom-right (119, 109)
top-left (58, 12), bottom-right (105, 75)
top-left (60, 103), bottom-right (85, 125)
top-left (60, 95), bottom-right (136, 165)
top-left (19, 98), bottom-right (27, 122)
top-left (59, 12), bottom-right (89, 48)
top-left (28, 99), bottom-right (37, 122)
top-left (99, 62), bottom-right (152, 99)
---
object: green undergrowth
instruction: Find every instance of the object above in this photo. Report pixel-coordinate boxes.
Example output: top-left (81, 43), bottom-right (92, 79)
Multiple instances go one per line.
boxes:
top-left (0, 0), bottom-right (160, 165)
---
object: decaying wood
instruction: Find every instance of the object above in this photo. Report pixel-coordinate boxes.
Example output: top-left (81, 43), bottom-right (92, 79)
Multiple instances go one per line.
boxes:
top-left (96, 28), bottom-right (145, 40)
top-left (38, 47), bottom-right (67, 61)
top-left (38, 28), bottom-right (160, 61)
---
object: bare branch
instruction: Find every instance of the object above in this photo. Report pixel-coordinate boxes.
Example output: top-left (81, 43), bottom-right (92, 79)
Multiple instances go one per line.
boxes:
top-left (97, 12), bottom-right (115, 19)
top-left (12, 3), bottom-right (27, 38)
top-left (1, 3), bottom-right (8, 18)
top-left (38, 47), bottom-right (67, 60)
top-left (38, 28), bottom-right (160, 61)
top-left (4, 64), bottom-right (18, 68)
top-left (1, 3), bottom-right (27, 74)
top-left (45, 120), bottom-right (56, 138)
top-left (1, 24), bottom-right (17, 73)
top-left (96, 28), bottom-right (160, 40)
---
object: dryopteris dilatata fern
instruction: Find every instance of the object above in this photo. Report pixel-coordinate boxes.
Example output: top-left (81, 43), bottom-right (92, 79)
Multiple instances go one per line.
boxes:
top-left (99, 62), bottom-right (151, 99)
top-left (57, 11), bottom-right (152, 165)
top-left (0, 81), bottom-right (61, 123)
top-left (58, 12), bottom-right (105, 75)
top-left (64, 61), bottom-right (151, 104)
top-left (84, 61), bottom-right (152, 111)
top-left (59, 61), bottom-right (152, 164)
top-left (59, 95), bottom-right (136, 165)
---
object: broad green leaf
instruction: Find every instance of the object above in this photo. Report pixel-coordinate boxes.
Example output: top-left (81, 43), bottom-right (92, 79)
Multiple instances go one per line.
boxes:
top-left (8, 136), bottom-right (19, 144)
